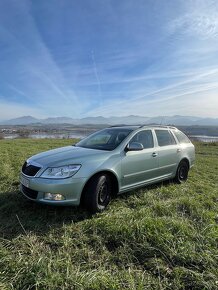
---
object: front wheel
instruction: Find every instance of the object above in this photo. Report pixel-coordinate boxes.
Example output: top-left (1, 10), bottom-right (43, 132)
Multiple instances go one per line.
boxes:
top-left (83, 174), bottom-right (112, 213)
top-left (175, 161), bottom-right (189, 183)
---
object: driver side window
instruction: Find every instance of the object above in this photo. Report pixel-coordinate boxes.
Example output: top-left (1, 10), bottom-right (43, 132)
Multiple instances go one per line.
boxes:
top-left (130, 130), bottom-right (154, 149)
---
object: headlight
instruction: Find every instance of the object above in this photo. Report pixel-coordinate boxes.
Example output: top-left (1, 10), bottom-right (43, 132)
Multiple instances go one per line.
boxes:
top-left (40, 165), bottom-right (81, 179)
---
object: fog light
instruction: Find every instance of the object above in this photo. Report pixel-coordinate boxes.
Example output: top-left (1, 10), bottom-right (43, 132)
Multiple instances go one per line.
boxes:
top-left (44, 193), bottom-right (65, 201)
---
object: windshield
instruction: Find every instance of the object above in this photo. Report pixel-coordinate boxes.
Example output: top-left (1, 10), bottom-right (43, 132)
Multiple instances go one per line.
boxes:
top-left (75, 128), bottom-right (134, 151)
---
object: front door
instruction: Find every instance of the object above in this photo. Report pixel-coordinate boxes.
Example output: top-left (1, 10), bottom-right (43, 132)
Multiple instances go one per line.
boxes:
top-left (121, 130), bottom-right (159, 189)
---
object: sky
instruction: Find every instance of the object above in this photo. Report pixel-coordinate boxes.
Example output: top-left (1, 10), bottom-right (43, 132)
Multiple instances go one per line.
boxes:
top-left (0, 0), bottom-right (218, 120)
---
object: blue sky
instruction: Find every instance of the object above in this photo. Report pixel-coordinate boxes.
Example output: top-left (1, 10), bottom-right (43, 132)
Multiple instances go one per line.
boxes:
top-left (0, 0), bottom-right (218, 120)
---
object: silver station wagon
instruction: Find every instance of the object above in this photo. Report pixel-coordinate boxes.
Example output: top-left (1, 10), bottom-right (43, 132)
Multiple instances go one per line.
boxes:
top-left (20, 125), bottom-right (195, 212)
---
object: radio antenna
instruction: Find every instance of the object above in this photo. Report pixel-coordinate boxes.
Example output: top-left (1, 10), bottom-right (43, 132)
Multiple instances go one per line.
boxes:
top-left (160, 116), bottom-right (165, 125)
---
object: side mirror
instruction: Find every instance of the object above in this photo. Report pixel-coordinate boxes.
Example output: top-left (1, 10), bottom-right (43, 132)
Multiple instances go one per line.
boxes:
top-left (125, 142), bottom-right (143, 151)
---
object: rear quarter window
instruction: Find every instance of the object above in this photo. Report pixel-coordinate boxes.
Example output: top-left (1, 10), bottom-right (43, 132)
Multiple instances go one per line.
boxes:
top-left (173, 130), bottom-right (191, 144)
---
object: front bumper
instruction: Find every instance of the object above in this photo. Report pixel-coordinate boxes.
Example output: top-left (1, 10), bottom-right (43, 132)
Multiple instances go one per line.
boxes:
top-left (20, 174), bottom-right (88, 206)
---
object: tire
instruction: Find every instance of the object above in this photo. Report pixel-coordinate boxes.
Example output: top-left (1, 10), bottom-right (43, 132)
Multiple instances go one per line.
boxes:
top-left (175, 160), bottom-right (189, 183)
top-left (83, 174), bottom-right (112, 213)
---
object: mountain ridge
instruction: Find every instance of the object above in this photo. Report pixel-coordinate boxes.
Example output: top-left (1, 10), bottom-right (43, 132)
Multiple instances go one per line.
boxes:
top-left (1, 115), bottom-right (218, 126)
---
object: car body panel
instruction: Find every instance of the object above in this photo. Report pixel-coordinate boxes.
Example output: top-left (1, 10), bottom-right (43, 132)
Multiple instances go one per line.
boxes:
top-left (20, 175), bottom-right (87, 205)
top-left (29, 146), bottom-right (109, 170)
top-left (120, 148), bottom-right (159, 188)
top-left (155, 145), bottom-right (179, 177)
top-left (20, 126), bottom-right (195, 206)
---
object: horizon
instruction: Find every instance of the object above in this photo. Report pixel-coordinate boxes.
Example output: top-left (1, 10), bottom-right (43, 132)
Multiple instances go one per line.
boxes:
top-left (0, 0), bottom-right (218, 119)
top-left (1, 113), bottom-right (218, 124)
top-left (2, 113), bottom-right (218, 121)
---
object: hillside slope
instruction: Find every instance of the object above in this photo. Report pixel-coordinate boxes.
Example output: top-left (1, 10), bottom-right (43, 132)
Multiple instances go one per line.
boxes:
top-left (0, 139), bottom-right (217, 289)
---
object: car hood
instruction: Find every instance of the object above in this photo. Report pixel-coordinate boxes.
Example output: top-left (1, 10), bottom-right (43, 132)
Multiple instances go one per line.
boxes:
top-left (28, 145), bottom-right (110, 167)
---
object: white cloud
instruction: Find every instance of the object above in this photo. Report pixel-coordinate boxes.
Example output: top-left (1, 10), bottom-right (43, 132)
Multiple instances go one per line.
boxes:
top-left (171, 13), bottom-right (218, 39)
top-left (168, 0), bottom-right (218, 40)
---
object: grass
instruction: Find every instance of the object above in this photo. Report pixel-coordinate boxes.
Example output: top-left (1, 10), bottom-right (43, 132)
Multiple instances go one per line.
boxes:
top-left (0, 139), bottom-right (217, 290)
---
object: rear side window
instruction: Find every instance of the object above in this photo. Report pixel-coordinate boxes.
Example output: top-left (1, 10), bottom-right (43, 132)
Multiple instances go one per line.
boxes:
top-left (173, 130), bottom-right (190, 144)
top-left (155, 130), bottom-right (176, 146)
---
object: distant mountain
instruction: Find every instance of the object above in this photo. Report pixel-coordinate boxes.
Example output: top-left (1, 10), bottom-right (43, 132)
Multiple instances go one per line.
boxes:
top-left (1, 116), bottom-right (40, 125)
top-left (1, 115), bottom-right (218, 126)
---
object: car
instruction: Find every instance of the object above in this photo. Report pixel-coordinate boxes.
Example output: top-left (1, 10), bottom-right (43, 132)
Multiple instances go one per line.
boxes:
top-left (20, 125), bottom-right (195, 213)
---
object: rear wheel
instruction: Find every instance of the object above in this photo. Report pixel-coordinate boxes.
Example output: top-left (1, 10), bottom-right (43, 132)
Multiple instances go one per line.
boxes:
top-left (83, 174), bottom-right (112, 213)
top-left (175, 160), bottom-right (189, 183)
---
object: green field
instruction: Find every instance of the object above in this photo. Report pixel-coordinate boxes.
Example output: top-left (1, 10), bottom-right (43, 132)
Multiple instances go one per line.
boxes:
top-left (0, 139), bottom-right (217, 290)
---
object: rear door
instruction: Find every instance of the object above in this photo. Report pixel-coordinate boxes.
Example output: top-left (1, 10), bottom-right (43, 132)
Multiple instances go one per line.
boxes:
top-left (154, 129), bottom-right (180, 177)
top-left (121, 130), bottom-right (159, 189)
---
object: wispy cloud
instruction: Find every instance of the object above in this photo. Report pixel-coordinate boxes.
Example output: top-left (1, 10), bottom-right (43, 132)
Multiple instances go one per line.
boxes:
top-left (169, 13), bottom-right (218, 39)
top-left (0, 0), bottom-right (84, 117)
top-left (88, 67), bottom-right (218, 117)
top-left (91, 50), bottom-right (103, 105)
top-left (0, 0), bottom-right (218, 119)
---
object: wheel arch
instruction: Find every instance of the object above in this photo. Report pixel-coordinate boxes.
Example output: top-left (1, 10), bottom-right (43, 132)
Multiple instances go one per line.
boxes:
top-left (179, 157), bottom-right (190, 169)
top-left (80, 170), bottom-right (119, 204)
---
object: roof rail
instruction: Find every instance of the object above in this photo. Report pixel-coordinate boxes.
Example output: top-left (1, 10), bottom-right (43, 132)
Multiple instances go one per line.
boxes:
top-left (139, 124), bottom-right (177, 129)
top-left (109, 124), bottom-right (140, 127)
top-left (109, 124), bottom-right (177, 129)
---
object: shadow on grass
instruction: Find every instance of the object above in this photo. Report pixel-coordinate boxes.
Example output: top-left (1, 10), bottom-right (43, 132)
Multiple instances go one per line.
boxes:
top-left (118, 179), bottom-right (173, 200)
top-left (0, 180), bottom-right (173, 239)
top-left (0, 191), bottom-right (92, 239)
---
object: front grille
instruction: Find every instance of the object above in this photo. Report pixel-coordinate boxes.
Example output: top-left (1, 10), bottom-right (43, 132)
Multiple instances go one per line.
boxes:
top-left (21, 184), bottom-right (38, 199)
top-left (22, 161), bottom-right (41, 176)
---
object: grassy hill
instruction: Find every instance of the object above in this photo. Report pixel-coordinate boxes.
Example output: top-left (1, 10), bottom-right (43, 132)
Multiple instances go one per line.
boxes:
top-left (0, 139), bottom-right (217, 289)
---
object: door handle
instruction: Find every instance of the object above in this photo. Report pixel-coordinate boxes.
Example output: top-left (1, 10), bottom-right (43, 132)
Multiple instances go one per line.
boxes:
top-left (152, 152), bottom-right (158, 157)
top-left (177, 148), bottom-right (181, 153)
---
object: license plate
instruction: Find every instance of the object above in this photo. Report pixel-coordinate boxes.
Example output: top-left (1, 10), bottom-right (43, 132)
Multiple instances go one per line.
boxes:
top-left (21, 176), bottom-right (30, 188)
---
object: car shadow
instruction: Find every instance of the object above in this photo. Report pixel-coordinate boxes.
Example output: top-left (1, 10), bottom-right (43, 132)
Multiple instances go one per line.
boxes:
top-left (0, 190), bottom-right (92, 239)
top-left (117, 179), bottom-right (173, 199)
top-left (0, 180), bottom-right (174, 240)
